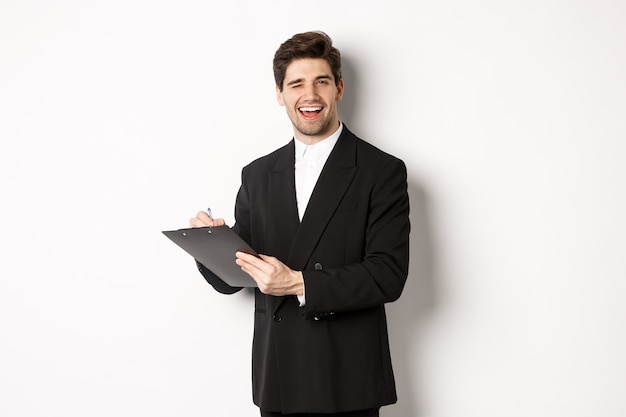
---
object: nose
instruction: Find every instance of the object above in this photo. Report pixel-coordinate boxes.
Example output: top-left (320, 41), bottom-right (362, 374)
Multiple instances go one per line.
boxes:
top-left (303, 82), bottom-right (320, 99)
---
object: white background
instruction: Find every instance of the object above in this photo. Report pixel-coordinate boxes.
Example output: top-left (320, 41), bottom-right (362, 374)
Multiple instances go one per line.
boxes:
top-left (1, 1), bottom-right (625, 416)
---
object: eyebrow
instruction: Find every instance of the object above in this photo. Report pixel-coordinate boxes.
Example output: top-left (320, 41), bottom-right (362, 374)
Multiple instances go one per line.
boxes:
top-left (286, 74), bottom-right (333, 87)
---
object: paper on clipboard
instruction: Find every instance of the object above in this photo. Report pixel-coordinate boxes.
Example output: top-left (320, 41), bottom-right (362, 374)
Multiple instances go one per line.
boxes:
top-left (162, 226), bottom-right (258, 287)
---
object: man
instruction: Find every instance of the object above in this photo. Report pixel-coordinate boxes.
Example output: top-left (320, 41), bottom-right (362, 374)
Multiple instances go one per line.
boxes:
top-left (189, 31), bottom-right (410, 417)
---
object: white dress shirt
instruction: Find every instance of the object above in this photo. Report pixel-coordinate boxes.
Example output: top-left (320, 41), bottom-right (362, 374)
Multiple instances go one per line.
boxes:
top-left (293, 122), bottom-right (343, 305)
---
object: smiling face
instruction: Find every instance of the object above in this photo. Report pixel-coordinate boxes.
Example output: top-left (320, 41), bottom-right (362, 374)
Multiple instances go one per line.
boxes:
top-left (276, 58), bottom-right (344, 145)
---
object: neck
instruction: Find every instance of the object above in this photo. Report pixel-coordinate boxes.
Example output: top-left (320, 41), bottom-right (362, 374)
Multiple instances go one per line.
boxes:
top-left (293, 120), bottom-right (340, 146)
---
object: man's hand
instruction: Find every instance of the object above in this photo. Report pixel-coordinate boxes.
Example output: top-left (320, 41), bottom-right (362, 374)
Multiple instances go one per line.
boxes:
top-left (189, 211), bottom-right (226, 227)
top-left (236, 252), bottom-right (304, 297)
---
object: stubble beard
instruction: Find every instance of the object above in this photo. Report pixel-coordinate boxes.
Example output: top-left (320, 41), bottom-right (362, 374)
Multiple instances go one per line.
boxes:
top-left (289, 107), bottom-right (335, 139)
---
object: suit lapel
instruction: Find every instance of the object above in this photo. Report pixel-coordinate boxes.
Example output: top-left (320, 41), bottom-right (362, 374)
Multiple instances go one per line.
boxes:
top-left (268, 140), bottom-right (300, 248)
top-left (268, 129), bottom-right (357, 316)
top-left (287, 129), bottom-right (358, 269)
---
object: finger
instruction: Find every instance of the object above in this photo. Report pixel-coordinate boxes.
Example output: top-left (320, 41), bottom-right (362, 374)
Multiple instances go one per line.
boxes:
top-left (196, 211), bottom-right (214, 226)
top-left (189, 216), bottom-right (209, 227)
top-left (259, 254), bottom-right (280, 265)
top-left (237, 251), bottom-right (258, 261)
top-left (235, 257), bottom-right (263, 282)
top-left (236, 251), bottom-right (264, 268)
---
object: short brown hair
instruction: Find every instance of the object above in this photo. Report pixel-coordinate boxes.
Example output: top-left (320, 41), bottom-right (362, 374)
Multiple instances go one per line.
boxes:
top-left (273, 31), bottom-right (342, 91)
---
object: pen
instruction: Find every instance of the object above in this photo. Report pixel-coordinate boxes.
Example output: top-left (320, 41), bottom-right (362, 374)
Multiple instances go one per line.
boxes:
top-left (207, 207), bottom-right (213, 221)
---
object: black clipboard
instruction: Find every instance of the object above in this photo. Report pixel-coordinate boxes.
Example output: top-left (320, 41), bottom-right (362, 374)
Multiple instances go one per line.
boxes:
top-left (162, 226), bottom-right (258, 287)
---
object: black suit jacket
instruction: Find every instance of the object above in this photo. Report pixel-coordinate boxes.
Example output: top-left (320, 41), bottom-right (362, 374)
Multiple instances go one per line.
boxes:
top-left (198, 126), bottom-right (410, 413)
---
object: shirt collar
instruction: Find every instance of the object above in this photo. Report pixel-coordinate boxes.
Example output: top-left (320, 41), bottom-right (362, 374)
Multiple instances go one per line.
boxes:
top-left (294, 122), bottom-right (343, 159)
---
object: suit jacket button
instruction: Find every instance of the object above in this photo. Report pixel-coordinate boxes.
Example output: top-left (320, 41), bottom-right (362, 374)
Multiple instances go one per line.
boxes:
top-left (272, 314), bottom-right (282, 322)
top-left (314, 263), bottom-right (323, 270)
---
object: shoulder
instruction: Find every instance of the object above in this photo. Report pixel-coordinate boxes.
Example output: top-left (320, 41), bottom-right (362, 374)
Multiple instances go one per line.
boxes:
top-left (241, 140), bottom-right (294, 176)
top-left (344, 127), bottom-right (406, 170)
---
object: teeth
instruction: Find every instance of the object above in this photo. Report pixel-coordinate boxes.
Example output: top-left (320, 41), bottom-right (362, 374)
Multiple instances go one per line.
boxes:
top-left (299, 107), bottom-right (322, 112)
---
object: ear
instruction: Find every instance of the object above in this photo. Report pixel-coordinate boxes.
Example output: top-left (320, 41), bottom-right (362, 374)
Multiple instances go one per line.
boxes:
top-left (335, 79), bottom-right (345, 102)
top-left (276, 85), bottom-right (285, 106)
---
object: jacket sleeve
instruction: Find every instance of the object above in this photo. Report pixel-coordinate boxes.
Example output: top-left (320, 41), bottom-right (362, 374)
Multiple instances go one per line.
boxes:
top-left (195, 260), bottom-right (243, 294)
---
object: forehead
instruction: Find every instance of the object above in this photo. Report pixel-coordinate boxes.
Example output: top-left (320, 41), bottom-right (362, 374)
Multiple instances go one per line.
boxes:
top-left (284, 58), bottom-right (334, 82)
